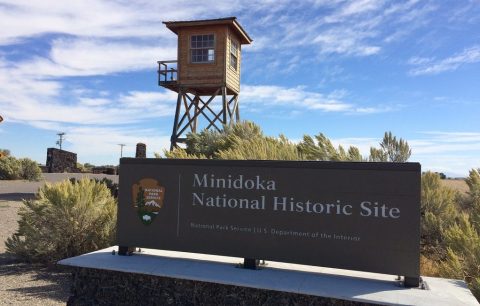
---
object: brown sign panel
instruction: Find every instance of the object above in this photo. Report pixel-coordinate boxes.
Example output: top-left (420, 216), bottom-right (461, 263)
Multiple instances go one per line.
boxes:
top-left (117, 159), bottom-right (420, 281)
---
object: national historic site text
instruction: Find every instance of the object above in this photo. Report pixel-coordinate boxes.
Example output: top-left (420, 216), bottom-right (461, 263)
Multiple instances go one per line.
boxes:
top-left (191, 173), bottom-right (401, 219)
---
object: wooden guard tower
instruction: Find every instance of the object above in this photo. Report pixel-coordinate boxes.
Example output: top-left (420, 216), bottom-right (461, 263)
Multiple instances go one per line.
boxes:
top-left (158, 17), bottom-right (252, 149)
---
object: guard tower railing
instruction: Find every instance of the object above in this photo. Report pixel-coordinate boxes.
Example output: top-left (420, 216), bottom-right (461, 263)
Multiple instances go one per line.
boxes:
top-left (157, 60), bottom-right (178, 87)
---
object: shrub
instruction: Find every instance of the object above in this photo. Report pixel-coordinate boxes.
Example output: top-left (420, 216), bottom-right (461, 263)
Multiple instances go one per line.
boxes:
top-left (70, 177), bottom-right (119, 198)
top-left (163, 121), bottom-right (411, 164)
top-left (18, 158), bottom-right (42, 181)
top-left (420, 254), bottom-right (441, 276)
top-left (165, 148), bottom-right (205, 159)
top-left (97, 177), bottom-right (119, 198)
top-left (0, 156), bottom-right (42, 181)
top-left (5, 178), bottom-right (117, 263)
top-left (0, 148), bottom-right (10, 157)
top-left (440, 213), bottom-right (480, 299)
top-left (298, 133), bottom-right (363, 161)
top-left (420, 172), bottom-right (457, 258)
top-left (0, 156), bottom-right (20, 180)
top-left (217, 135), bottom-right (302, 160)
top-left (436, 169), bottom-right (480, 299)
top-left (464, 169), bottom-right (480, 212)
top-left (369, 131), bottom-right (411, 162)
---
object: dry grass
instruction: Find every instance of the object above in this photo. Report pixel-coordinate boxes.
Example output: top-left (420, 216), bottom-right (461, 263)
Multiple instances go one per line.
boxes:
top-left (441, 179), bottom-right (469, 195)
top-left (420, 255), bottom-right (441, 277)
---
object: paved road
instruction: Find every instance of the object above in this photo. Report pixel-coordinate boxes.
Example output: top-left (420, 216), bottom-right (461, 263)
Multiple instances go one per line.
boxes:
top-left (0, 173), bottom-right (118, 200)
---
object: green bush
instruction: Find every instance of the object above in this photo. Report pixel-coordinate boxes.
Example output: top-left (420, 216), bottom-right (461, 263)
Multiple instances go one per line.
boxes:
top-left (164, 121), bottom-right (411, 164)
top-left (18, 158), bottom-right (42, 181)
top-left (435, 169), bottom-right (480, 300)
top-left (420, 172), bottom-right (457, 258)
top-left (0, 156), bottom-right (42, 181)
top-left (217, 135), bottom-right (302, 160)
top-left (5, 178), bottom-right (117, 263)
top-left (464, 169), bottom-right (480, 212)
top-left (297, 133), bottom-right (363, 161)
top-left (0, 156), bottom-right (20, 180)
top-left (69, 177), bottom-right (118, 198)
top-left (440, 213), bottom-right (480, 299)
top-left (369, 131), bottom-right (411, 162)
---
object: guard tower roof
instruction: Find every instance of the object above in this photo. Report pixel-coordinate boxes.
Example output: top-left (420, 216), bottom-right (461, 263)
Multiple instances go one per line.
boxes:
top-left (163, 17), bottom-right (253, 45)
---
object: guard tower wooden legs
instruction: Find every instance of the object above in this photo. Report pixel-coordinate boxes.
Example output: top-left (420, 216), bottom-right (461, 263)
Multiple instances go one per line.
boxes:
top-left (170, 86), bottom-right (239, 150)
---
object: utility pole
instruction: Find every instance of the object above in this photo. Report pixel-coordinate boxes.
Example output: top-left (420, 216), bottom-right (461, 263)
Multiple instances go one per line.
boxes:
top-left (56, 132), bottom-right (66, 150)
top-left (118, 144), bottom-right (126, 158)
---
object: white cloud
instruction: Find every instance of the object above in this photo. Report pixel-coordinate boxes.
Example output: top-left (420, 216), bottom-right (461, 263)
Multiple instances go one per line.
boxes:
top-left (13, 38), bottom-right (176, 77)
top-left (79, 98), bottom-right (111, 107)
top-left (0, 0), bottom-right (244, 45)
top-left (353, 106), bottom-right (394, 114)
top-left (313, 28), bottom-right (380, 56)
top-left (66, 126), bottom-right (171, 161)
top-left (330, 131), bottom-right (480, 177)
top-left (252, 0), bottom-right (432, 58)
top-left (409, 45), bottom-right (480, 75)
top-left (242, 85), bottom-right (392, 115)
top-left (409, 132), bottom-right (480, 176)
top-left (1, 89), bottom-right (175, 126)
top-left (407, 56), bottom-right (433, 65)
top-left (0, 61), bottom-right (176, 127)
top-left (242, 85), bottom-right (352, 112)
top-left (331, 137), bottom-right (379, 154)
top-left (324, 0), bottom-right (384, 23)
top-left (120, 91), bottom-right (177, 109)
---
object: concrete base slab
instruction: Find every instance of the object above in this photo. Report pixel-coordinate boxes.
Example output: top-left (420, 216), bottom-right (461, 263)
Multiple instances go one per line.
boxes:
top-left (58, 246), bottom-right (478, 306)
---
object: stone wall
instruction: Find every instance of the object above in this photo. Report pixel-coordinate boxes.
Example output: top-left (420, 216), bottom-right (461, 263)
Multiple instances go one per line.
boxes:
top-left (67, 267), bottom-right (373, 306)
top-left (46, 148), bottom-right (78, 173)
top-left (92, 167), bottom-right (117, 175)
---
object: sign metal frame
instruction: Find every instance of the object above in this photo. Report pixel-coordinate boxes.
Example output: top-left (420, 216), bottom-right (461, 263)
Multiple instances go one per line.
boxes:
top-left (117, 158), bottom-right (421, 287)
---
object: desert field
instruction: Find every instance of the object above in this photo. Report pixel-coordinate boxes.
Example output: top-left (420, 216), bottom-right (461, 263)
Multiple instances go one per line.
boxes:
top-left (441, 178), bottom-right (469, 194)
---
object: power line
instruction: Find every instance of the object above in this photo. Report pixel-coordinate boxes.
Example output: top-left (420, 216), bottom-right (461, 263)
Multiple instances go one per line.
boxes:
top-left (118, 144), bottom-right (126, 158)
top-left (56, 132), bottom-right (66, 150)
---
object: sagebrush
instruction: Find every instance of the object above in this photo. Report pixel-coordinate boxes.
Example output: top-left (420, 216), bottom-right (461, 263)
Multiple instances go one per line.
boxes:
top-left (6, 178), bottom-right (117, 262)
top-left (420, 170), bottom-right (480, 300)
top-left (162, 121), bottom-right (411, 162)
top-left (0, 155), bottom-right (42, 181)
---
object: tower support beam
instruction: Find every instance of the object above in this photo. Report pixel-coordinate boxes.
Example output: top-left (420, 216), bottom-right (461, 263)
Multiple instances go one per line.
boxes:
top-left (170, 86), bottom-right (239, 149)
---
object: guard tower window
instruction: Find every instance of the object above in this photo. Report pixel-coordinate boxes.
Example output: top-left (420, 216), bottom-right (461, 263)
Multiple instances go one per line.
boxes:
top-left (191, 34), bottom-right (215, 63)
top-left (230, 40), bottom-right (238, 71)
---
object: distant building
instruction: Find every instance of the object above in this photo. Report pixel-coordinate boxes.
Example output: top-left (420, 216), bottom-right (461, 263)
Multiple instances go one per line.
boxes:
top-left (46, 148), bottom-right (78, 173)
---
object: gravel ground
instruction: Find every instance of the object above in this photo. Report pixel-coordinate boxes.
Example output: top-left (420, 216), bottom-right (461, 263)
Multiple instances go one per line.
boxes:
top-left (0, 174), bottom-right (117, 306)
top-left (0, 200), bottom-right (71, 305)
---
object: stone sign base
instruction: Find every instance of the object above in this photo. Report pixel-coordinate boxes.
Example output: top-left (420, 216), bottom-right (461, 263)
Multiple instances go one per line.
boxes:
top-left (67, 267), bottom-right (359, 305)
top-left (58, 247), bottom-right (478, 306)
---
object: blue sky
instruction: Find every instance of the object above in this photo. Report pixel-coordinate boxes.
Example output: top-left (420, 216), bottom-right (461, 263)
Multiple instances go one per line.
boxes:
top-left (0, 0), bottom-right (479, 177)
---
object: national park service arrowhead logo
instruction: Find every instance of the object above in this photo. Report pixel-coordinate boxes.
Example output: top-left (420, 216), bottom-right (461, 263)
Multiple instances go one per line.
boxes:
top-left (132, 178), bottom-right (165, 225)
